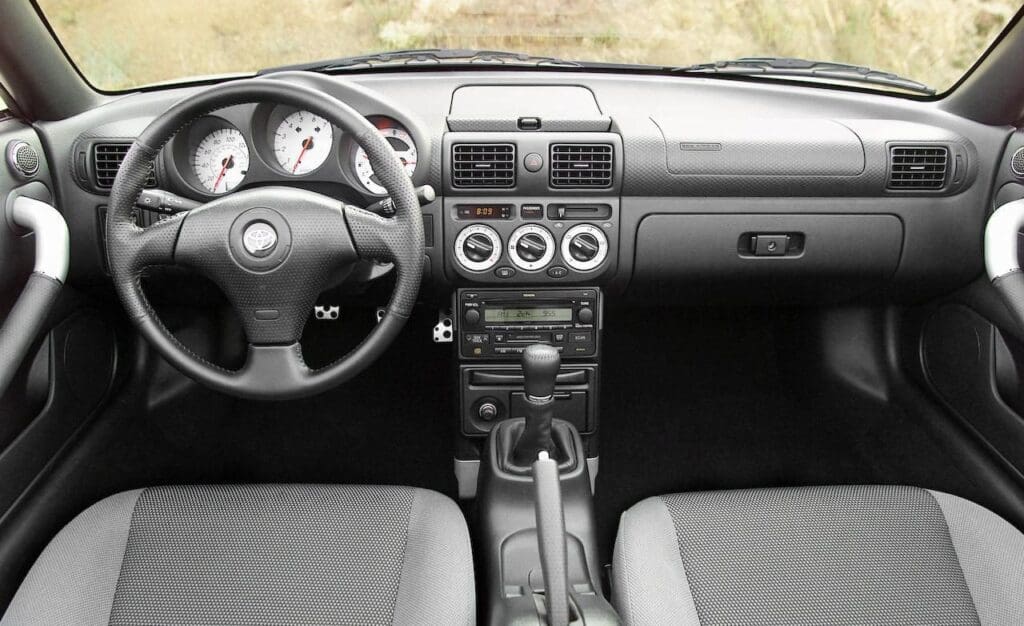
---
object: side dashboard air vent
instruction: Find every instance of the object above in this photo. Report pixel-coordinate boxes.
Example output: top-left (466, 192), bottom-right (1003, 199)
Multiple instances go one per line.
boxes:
top-left (1011, 147), bottom-right (1024, 177)
top-left (93, 143), bottom-right (156, 189)
top-left (887, 145), bottom-right (948, 190)
top-left (451, 143), bottom-right (515, 188)
top-left (550, 144), bottom-right (613, 188)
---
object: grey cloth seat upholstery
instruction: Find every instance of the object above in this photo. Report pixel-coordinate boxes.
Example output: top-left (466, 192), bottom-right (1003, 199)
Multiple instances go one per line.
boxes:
top-left (613, 485), bottom-right (1024, 626)
top-left (1, 484), bottom-right (475, 626)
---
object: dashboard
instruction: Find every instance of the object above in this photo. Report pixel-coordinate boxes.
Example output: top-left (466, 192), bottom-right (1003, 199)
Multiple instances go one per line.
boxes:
top-left (29, 70), bottom-right (1024, 305)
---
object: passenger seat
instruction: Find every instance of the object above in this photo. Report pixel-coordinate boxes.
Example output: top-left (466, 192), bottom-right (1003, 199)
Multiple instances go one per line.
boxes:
top-left (613, 485), bottom-right (1024, 625)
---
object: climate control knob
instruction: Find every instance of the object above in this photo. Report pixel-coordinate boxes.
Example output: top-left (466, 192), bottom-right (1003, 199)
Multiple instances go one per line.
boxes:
top-left (561, 224), bottom-right (609, 271)
top-left (464, 233), bottom-right (495, 263)
top-left (516, 232), bottom-right (548, 263)
top-left (569, 232), bottom-right (601, 262)
top-left (454, 225), bottom-right (502, 272)
top-left (508, 224), bottom-right (556, 271)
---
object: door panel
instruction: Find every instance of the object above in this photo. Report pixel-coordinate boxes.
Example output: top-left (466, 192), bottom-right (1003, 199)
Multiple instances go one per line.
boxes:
top-left (0, 118), bottom-right (119, 513)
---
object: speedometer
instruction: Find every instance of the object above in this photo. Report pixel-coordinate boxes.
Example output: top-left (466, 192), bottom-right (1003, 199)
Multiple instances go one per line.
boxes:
top-left (353, 119), bottom-right (417, 195)
top-left (192, 128), bottom-right (249, 194)
top-left (273, 110), bottom-right (333, 175)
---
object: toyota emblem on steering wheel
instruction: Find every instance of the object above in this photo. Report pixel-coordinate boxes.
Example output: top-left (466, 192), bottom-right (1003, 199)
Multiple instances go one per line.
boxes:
top-left (242, 222), bottom-right (278, 256)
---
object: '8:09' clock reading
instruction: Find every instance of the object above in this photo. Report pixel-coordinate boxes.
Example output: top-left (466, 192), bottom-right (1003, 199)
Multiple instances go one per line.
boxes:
top-left (456, 205), bottom-right (513, 220)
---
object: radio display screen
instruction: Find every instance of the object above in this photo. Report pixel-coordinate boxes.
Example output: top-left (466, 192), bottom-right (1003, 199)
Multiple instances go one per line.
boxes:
top-left (484, 307), bottom-right (573, 323)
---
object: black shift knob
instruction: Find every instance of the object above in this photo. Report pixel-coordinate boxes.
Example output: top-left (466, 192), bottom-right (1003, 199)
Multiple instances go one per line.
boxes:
top-left (522, 344), bottom-right (560, 399)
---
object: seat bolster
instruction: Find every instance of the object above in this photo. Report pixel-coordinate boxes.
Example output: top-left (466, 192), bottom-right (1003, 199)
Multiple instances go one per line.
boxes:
top-left (930, 490), bottom-right (1024, 626)
top-left (1, 489), bottom-right (144, 626)
top-left (612, 496), bottom-right (700, 626)
top-left (392, 488), bottom-right (475, 625)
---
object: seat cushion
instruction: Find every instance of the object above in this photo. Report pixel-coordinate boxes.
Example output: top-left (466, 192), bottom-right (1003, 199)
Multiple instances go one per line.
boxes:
top-left (1, 484), bottom-right (475, 626)
top-left (613, 485), bottom-right (1024, 626)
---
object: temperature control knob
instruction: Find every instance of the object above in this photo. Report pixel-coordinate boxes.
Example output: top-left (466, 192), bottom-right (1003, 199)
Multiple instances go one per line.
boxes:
top-left (464, 233), bottom-right (495, 263)
top-left (561, 224), bottom-right (609, 271)
top-left (508, 225), bottom-right (556, 271)
top-left (454, 225), bottom-right (502, 272)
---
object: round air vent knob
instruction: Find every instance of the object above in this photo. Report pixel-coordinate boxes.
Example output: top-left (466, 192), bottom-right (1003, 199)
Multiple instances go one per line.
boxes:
top-left (463, 232), bottom-right (495, 263)
top-left (1012, 147), bottom-right (1024, 177)
top-left (569, 232), bottom-right (601, 262)
top-left (516, 232), bottom-right (548, 263)
top-left (6, 140), bottom-right (39, 179)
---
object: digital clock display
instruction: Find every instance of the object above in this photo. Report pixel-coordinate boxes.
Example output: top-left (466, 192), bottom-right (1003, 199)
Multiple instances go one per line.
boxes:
top-left (457, 205), bottom-right (513, 220)
top-left (484, 307), bottom-right (573, 323)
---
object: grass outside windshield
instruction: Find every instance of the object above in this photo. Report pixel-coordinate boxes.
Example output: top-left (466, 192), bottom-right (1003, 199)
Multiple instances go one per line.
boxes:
top-left (38, 0), bottom-right (1020, 94)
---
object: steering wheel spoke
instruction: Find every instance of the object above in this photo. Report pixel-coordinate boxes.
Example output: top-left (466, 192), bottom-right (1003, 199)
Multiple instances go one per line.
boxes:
top-left (344, 206), bottom-right (401, 263)
top-left (234, 342), bottom-right (311, 392)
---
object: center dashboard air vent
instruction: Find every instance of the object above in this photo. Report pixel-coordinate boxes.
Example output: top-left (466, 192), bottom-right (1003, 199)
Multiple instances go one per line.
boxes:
top-left (93, 142), bottom-right (156, 189)
top-left (550, 143), bottom-right (613, 188)
top-left (887, 145), bottom-right (948, 190)
top-left (451, 143), bottom-right (515, 188)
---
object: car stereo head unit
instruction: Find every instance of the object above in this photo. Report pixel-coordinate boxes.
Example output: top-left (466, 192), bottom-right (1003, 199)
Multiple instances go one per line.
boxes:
top-left (458, 288), bottom-right (600, 358)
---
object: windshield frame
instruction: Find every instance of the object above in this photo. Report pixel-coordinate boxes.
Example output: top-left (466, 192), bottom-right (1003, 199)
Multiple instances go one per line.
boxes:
top-left (29, 0), bottom-right (1024, 101)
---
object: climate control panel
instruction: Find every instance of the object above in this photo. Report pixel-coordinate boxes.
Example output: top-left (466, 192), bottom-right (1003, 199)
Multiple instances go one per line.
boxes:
top-left (444, 196), bottom-right (619, 284)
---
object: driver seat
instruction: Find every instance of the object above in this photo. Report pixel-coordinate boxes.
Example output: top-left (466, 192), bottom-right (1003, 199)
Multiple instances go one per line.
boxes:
top-left (0, 484), bottom-right (475, 625)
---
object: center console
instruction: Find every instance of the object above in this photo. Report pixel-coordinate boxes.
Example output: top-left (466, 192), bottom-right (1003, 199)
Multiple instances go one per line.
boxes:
top-left (455, 287), bottom-right (603, 494)
top-left (476, 344), bottom-right (618, 625)
top-left (442, 86), bottom-right (621, 623)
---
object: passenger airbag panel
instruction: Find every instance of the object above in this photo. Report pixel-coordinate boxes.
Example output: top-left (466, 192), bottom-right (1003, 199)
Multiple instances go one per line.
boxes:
top-left (656, 118), bottom-right (865, 177)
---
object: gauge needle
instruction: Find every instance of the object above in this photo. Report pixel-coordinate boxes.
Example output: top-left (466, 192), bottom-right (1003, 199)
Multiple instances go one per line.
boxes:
top-left (292, 137), bottom-right (313, 173)
top-left (213, 155), bottom-right (233, 192)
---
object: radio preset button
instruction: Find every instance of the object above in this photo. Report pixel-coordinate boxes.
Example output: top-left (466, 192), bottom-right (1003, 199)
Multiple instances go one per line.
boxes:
top-left (465, 333), bottom-right (490, 344)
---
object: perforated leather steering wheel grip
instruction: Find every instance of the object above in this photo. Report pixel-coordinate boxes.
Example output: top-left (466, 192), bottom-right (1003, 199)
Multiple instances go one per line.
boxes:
top-left (106, 77), bottom-right (423, 400)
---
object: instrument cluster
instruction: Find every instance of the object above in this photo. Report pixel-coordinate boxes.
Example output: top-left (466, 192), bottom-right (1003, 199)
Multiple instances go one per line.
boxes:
top-left (164, 105), bottom-right (421, 200)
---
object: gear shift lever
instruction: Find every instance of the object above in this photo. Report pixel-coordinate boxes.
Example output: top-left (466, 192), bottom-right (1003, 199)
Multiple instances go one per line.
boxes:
top-left (513, 344), bottom-right (561, 466)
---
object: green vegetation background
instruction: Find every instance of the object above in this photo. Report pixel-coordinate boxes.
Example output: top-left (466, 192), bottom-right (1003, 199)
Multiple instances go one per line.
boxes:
top-left (40, 0), bottom-right (1019, 92)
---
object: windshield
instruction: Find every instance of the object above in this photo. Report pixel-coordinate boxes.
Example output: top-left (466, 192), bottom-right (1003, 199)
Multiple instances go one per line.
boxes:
top-left (37, 0), bottom-right (1020, 94)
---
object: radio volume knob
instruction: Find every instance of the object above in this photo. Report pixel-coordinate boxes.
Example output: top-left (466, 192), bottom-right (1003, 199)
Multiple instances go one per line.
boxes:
top-left (578, 307), bottom-right (594, 324)
top-left (464, 308), bottom-right (480, 325)
top-left (463, 233), bottom-right (495, 263)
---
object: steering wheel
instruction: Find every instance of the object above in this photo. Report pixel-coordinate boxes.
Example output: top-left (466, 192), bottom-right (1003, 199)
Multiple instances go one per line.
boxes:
top-left (106, 78), bottom-right (423, 400)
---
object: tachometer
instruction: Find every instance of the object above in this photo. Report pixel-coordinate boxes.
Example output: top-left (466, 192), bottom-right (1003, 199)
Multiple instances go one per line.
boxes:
top-left (353, 119), bottom-right (417, 195)
top-left (192, 128), bottom-right (249, 194)
top-left (273, 110), bottom-right (333, 175)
